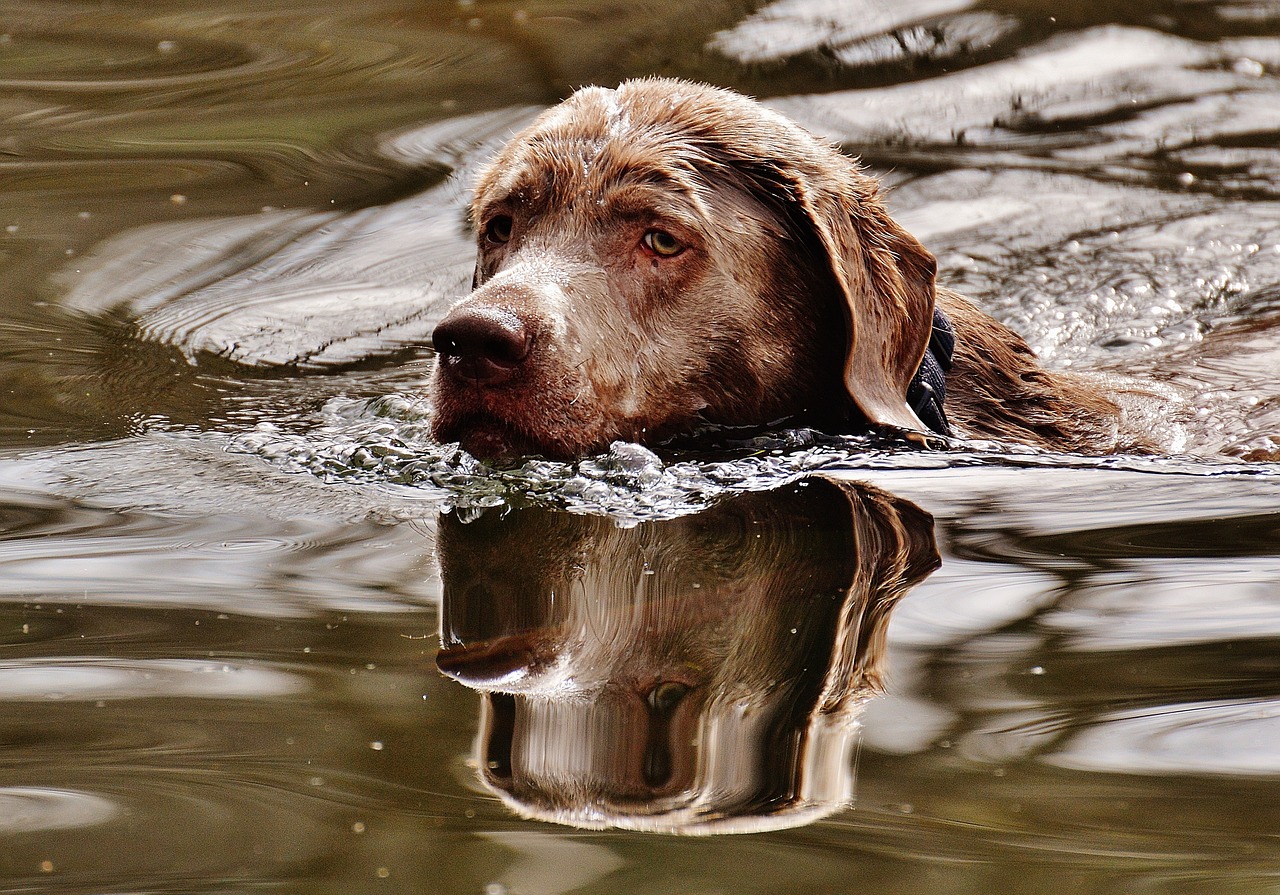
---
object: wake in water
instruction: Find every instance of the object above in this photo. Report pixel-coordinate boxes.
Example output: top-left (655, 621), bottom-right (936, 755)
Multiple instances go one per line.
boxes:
top-left (225, 392), bottom-right (1280, 526)
top-left (228, 393), bottom-right (895, 524)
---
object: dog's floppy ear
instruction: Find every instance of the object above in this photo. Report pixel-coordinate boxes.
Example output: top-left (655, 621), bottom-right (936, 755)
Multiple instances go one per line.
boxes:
top-left (793, 166), bottom-right (938, 433)
top-left (722, 124), bottom-right (935, 432)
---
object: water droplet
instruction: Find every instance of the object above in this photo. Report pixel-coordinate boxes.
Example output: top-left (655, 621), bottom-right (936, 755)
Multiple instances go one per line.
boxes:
top-left (1232, 57), bottom-right (1264, 78)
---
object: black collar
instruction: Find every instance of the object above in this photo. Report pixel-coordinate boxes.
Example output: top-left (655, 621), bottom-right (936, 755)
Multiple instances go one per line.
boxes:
top-left (906, 308), bottom-right (955, 436)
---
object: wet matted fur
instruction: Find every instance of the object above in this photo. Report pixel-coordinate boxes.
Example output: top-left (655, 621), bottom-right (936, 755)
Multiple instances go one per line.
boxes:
top-left (429, 78), bottom-right (1173, 461)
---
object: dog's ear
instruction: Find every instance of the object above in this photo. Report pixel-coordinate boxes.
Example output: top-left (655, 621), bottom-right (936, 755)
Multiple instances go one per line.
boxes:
top-left (732, 148), bottom-right (936, 433)
top-left (796, 168), bottom-right (937, 433)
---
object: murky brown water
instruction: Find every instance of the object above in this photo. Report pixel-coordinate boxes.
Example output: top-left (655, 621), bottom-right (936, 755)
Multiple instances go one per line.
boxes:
top-left (3, 1), bottom-right (1280, 892)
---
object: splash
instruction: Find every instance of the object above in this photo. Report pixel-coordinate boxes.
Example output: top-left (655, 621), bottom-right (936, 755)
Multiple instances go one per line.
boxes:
top-left (228, 394), bottom-right (878, 524)
top-left (227, 393), bottom-right (1280, 525)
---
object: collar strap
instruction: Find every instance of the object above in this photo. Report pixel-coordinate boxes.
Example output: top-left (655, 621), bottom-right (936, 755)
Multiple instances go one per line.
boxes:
top-left (906, 307), bottom-right (955, 436)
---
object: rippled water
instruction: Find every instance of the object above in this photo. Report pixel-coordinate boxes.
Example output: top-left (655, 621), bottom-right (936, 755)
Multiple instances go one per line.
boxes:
top-left (3, 0), bottom-right (1280, 892)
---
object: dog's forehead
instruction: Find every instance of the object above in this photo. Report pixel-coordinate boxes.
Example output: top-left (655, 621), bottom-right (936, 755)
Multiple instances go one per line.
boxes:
top-left (476, 82), bottom-right (760, 208)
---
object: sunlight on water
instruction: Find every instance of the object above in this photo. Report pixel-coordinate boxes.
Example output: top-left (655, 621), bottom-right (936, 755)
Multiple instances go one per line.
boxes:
top-left (0, 788), bottom-right (118, 833)
top-left (1050, 699), bottom-right (1280, 775)
top-left (0, 659), bottom-right (305, 701)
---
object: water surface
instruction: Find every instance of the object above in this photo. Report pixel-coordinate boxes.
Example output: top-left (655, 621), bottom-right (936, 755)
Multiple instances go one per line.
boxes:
top-left (2, 1), bottom-right (1280, 892)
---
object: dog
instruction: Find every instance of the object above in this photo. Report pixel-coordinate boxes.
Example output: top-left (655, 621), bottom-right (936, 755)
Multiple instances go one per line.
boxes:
top-left (428, 78), bottom-right (1173, 462)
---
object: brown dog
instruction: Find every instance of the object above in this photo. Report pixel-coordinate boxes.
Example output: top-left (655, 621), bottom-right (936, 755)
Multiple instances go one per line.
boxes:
top-left (429, 78), bottom-right (1172, 461)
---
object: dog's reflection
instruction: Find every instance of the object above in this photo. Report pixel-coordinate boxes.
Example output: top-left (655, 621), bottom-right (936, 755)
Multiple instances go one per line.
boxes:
top-left (435, 476), bottom-right (938, 834)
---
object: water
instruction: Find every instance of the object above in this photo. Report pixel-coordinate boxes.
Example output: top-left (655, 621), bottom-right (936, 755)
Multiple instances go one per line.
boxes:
top-left (3, 0), bottom-right (1280, 892)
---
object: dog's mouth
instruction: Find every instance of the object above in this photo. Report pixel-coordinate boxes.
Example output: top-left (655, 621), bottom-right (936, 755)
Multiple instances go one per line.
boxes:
top-left (434, 413), bottom-right (535, 462)
top-left (432, 411), bottom-right (596, 464)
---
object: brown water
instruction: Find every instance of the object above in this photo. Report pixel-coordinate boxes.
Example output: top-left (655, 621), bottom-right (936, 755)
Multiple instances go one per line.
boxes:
top-left (3, 1), bottom-right (1280, 892)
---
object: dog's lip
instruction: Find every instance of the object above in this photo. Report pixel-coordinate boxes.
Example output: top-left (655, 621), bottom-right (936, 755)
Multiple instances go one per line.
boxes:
top-left (440, 353), bottom-right (524, 386)
top-left (435, 412), bottom-right (526, 454)
top-left (433, 410), bottom-right (582, 462)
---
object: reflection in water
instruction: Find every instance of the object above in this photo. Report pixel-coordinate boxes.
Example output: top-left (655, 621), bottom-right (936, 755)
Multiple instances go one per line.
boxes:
top-left (0, 788), bottom-right (118, 833)
top-left (436, 477), bottom-right (938, 834)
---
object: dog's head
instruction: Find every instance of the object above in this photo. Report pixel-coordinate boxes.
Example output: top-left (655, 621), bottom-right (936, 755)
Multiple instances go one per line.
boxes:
top-left (429, 78), bottom-right (937, 461)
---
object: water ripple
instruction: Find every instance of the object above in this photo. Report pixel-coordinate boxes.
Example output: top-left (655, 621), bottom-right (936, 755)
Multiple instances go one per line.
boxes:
top-left (225, 392), bottom-right (1280, 525)
top-left (0, 658), bottom-right (306, 702)
top-left (0, 28), bottom-right (253, 91)
top-left (1051, 699), bottom-right (1280, 776)
top-left (0, 787), bottom-right (119, 833)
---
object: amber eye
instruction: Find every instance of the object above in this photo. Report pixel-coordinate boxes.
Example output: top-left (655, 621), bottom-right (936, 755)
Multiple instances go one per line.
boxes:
top-left (484, 215), bottom-right (513, 244)
top-left (642, 229), bottom-right (684, 257)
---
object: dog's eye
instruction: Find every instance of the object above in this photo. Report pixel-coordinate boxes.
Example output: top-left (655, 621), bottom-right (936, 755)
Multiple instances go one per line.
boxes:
top-left (642, 229), bottom-right (684, 257)
top-left (484, 215), bottom-right (513, 244)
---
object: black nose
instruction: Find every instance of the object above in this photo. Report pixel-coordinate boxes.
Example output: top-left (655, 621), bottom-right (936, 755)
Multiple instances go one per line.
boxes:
top-left (431, 306), bottom-right (533, 386)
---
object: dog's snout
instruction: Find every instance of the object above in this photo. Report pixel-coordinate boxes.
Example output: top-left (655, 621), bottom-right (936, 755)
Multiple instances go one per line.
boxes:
top-left (432, 306), bottom-right (533, 385)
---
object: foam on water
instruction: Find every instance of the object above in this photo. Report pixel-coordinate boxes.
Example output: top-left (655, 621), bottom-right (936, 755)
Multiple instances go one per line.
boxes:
top-left (225, 392), bottom-right (1280, 526)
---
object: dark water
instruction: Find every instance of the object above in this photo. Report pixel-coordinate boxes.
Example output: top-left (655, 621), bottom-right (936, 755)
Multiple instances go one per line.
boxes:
top-left (3, 1), bottom-right (1280, 892)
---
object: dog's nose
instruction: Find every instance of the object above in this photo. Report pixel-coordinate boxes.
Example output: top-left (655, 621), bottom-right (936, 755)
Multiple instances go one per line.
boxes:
top-left (432, 306), bottom-right (533, 385)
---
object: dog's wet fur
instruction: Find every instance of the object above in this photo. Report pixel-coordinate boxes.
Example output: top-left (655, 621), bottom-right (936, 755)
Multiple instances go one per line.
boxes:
top-left (429, 78), bottom-right (1175, 462)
